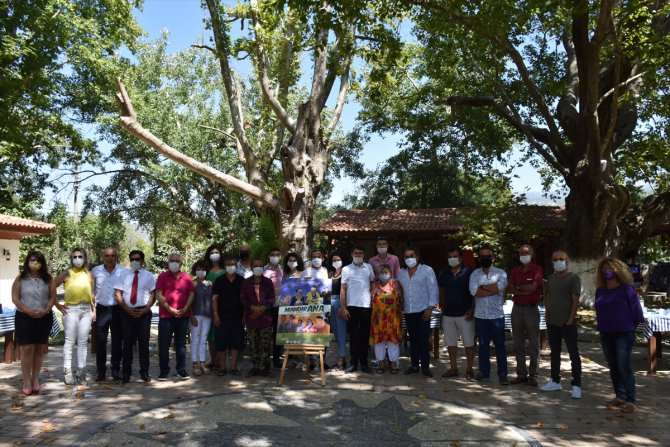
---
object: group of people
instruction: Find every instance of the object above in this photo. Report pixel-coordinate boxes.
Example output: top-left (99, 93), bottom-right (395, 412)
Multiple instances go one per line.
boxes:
top-left (10, 239), bottom-right (644, 413)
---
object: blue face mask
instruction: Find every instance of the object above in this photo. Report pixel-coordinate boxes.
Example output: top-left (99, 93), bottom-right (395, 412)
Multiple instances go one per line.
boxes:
top-left (379, 274), bottom-right (391, 282)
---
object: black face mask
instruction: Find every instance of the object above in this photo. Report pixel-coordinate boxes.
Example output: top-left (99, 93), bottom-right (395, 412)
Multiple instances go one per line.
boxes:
top-left (479, 257), bottom-right (493, 268)
top-left (240, 252), bottom-right (250, 261)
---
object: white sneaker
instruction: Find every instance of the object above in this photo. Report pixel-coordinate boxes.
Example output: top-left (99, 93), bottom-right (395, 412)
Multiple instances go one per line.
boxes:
top-left (64, 369), bottom-right (75, 385)
top-left (540, 380), bottom-right (562, 391)
top-left (571, 386), bottom-right (582, 399)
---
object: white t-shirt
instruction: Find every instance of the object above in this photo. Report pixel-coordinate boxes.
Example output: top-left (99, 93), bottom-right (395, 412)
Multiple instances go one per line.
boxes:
top-left (342, 263), bottom-right (375, 308)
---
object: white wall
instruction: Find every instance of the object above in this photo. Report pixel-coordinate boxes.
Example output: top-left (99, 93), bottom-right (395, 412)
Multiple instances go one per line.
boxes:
top-left (0, 239), bottom-right (20, 310)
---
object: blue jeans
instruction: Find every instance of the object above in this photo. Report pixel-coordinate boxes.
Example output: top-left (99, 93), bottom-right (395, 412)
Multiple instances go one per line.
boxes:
top-left (475, 317), bottom-right (508, 378)
top-left (330, 296), bottom-right (348, 358)
top-left (600, 331), bottom-right (636, 403)
top-left (405, 311), bottom-right (431, 370)
top-left (158, 317), bottom-right (189, 374)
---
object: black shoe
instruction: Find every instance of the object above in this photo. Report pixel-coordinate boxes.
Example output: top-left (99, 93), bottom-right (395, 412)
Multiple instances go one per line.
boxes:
top-left (111, 369), bottom-right (121, 381)
top-left (323, 363), bottom-right (331, 371)
top-left (121, 375), bottom-right (130, 384)
top-left (499, 375), bottom-right (510, 385)
top-left (474, 372), bottom-right (489, 381)
top-left (95, 374), bottom-right (106, 382)
top-left (345, 364), bottom-right (358, 373)
top-left (140, 372), bottom-right (151, 382)
top-left (308, 362), bottom-right (316, 371)
top-left (422, 368), bottom-right (434, 378)
top-left (259, 368), bottom-right (274, 378)
top-left (157, 372), bottom-right (169, 381)
top-left (176, 370), bottom-right (190, 380)
top-left (404, 366), bottom-right (420, 375)
top-left (246, 368), bottom-right (260, 377)
top-left (360, 365), bottom-right (373, 374)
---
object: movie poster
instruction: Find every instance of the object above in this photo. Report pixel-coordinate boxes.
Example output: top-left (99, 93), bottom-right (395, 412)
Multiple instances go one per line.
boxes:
top-left (276, 277), bottom-right (331, 346)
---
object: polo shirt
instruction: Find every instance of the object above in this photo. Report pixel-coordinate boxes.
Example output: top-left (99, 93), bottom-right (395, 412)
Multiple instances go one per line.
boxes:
top-left (155, 271), bottom-right (195, 318)
top-left (92, 264), bottom-right (127, 306)
top-left (341, 262), bottom-right (375, 308)
top-left (368, 253), bottom-right (401, 278)
top-left (510, 263), bottom-right (543, 305)
top-left (115, 269), bottom-right (156, 308)
top-left (438, 265), bottom-right (474, 317)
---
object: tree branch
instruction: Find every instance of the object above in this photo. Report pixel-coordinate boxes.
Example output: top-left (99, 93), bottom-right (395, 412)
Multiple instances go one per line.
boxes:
top-left (445, 95), bottom-right (568, 176)
top-left (191, 44), bottom-right (217, 55)
top-left (250, 1), bottom-right (297, 134)
top-left (115, 78), bottom-right (280, 210)
top-left (326, 55), bottom-right (350, 135)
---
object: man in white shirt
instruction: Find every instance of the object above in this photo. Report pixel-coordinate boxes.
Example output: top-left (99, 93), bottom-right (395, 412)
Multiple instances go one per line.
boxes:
top-left (397, 247), bottom-right (439, 377)
top-left (91, 247), bottom-right (127, 382)
top-left (338, 245), bottom-right (375, 374)
top-left (115, 250), bottom-right (156, 384)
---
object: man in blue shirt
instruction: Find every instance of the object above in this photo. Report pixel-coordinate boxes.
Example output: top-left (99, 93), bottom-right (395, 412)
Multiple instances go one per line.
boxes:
top-left (438, 247), bottom-right (475, 380)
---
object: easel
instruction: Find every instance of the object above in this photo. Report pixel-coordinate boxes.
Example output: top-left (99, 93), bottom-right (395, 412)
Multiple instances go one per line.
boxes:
top-left (278, 344), bottom-right (326, 386)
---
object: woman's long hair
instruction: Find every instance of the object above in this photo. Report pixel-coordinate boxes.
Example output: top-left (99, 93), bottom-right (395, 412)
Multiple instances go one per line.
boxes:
top-left (20, 250), bottom-right (52, 283)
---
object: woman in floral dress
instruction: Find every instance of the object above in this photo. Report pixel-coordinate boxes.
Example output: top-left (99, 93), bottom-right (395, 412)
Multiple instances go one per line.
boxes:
top-left (369, 264), bottom-right (404, 374)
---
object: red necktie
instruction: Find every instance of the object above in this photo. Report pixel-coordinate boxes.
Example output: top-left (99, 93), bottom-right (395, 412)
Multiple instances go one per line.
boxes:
top-left (130, 271), bottom-right (139, 305)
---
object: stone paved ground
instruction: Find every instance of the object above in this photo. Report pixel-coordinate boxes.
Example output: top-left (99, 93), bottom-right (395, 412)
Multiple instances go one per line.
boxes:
top-left (1, 331), bottom-right (669, 446)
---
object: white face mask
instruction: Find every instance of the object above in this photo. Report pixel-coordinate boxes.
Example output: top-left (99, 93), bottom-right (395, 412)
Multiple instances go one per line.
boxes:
top-left (379, 273), bottom-right (391, 282)
top-left (553, 260), bottom-right (567, 272)
top-left (311, 258), bottom-right (323, 268)
top-left (287, 261), bottom-right (298, 269)
top-left (447, 257), bottom-right (460, 268)
top-left (130, 260), bottom-right (141, 271)
top-left (405, 257), bottom-right (417, 268)
top-left (72, 257), bottom-right (84, 267)
top-left (253, 266), bottom-right (264, 277)
top-left (269, 256), bottom-right (280, 265)
top-left (377, 247), bottom-right (387, 254)
top-left (352, 256), bottom-right (364, 265)
top-left (195, 270), bottom-right (206, 278)
top-left (168, 262), bottom-right (180, 273)
top-left (519, 255), bottom-right (532, 265)
top-left (332, 260), bottom-right (342, 270)
top-left (210, 253), bottom-right (221, 263)
top-left (225, 265), bottom-right (237, 275)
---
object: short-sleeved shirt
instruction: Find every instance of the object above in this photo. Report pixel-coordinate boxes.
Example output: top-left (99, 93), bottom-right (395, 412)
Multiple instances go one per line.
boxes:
top-left (341, 263), bottom-right (375, 308)
top-left (92, 264), bottom-right (127, 306)
top-left (469, 266), bottom-right (508, 320)
top-left (510, 263), bottom-right (543, 305)
top-left (546, 272), bottom-right (581, 326)
top-left (263, 264), bottom-right (283, 307)
top-left (155, 271), bottom-right (195, 318)
top-left (212, 274), bottom-right (244, 320)
top-left (115, 269), bottom-right (156, 308)
top-left (438, 265), bottom-right (473, 317)
top-left (368, 253), bottom-right (401, 278)
top-left (192, 281), bottom-right (213, 317)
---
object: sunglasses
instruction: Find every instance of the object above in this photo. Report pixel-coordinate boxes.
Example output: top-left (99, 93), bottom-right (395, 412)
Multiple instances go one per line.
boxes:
top-left (130, 257), bottom-right (141, 262)
top-left (72, 255), bottom-right (84, 259)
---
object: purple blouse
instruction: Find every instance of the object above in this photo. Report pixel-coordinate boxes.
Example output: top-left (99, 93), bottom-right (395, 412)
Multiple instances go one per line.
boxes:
top-left (594, 284), bottom-right (644, 332)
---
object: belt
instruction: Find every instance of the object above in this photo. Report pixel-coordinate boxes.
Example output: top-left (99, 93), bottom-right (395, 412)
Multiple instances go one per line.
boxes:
top-left (96, 303), bottom-right (118, 309)
top-left (514, 303), bottom-right (538, 307)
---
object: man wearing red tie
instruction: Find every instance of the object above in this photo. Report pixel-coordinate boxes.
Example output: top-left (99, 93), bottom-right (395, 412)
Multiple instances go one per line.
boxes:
top-left (115, 250), bottom-right (156, 383)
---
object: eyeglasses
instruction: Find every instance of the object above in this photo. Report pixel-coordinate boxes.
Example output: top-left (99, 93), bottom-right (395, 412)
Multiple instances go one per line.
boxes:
top-left (130, 258), bottom-right (141, 262)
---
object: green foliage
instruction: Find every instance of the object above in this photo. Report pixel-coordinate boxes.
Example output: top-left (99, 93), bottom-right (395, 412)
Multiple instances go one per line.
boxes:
top-left (21, 202), bottom-right (126, 274)
top-left (0, 0), bottom-right (143, 215)
top-left (636, 235), bottom-right (670, 265)
top-left (94, 35), bottom-right (259, 249)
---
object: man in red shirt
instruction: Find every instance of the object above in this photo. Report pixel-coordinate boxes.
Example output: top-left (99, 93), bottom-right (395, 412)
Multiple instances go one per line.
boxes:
top-left (156, 253), bottom-right (194, 381)
top-left (508, 244), bottom-right (543, 386)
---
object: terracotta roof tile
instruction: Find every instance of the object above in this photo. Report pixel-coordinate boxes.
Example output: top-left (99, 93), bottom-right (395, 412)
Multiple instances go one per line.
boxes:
top-left (317, 206), bottom-right (566, 234)
top-left (0, 214), bottom-right (56, 235)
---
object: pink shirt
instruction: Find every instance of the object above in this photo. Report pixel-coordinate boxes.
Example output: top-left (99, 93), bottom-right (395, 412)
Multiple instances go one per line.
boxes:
top-left (263, 264), bottom-right (283, 307)
top-left (155, 271), bottom-right (195, 318)
top-left (368, 253), bottom-right (401, 278)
